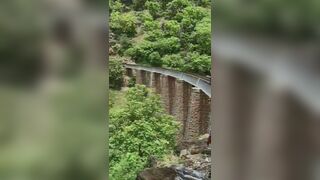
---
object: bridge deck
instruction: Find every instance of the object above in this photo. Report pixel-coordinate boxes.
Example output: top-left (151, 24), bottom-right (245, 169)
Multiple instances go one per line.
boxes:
top-left (124, 64), bottom-right (212, 97)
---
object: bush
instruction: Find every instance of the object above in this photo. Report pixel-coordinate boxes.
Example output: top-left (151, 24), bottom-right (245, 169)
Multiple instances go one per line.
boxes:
top-left (133, 0), bottom-right (147, 10)
top-left (109, 153), bottom-right (145, 180)
top-left (182, 52), bottom-right (211, 75)
top-left (145, 1), bottom-right (161, 18)
top-left (156, 37), bottom-right (181, 55)
top-left (191, 17), bottom-right (211, 55)
top-left (109, 85), bottom-right (179, 179)
top-left (143, 20), bottom-right (161, 32)
top-left (118, 35), bottom-right (133, 55)
top-left (124, 41), bottom-right (154, 63)
top-left (163, 20), bottom-right (181, 37)
top-left (148, 51), bottom-right (162, 66)
top-left (110, 0), bottom-right (125, 12)
top-left (177, 6), bottom-right (208, 31)
top-left (138, 10), bottom-right (153, 23)
top-left (128, 77), bottom-right (136, 87)
top-left (125, 37), bottom-right (180, 64)
top-left (193, 0), bottom-right (211, 7)
top-left (166, 0), bottom-right (191, 19)
top-left (110, 11), bottom-right (137, 37)
top-left (109, 57), bottom-right (125, 89)
top-left (145, 30), bottom-right (165, 41)
top-left (162, 54), bottom-right (184, 70)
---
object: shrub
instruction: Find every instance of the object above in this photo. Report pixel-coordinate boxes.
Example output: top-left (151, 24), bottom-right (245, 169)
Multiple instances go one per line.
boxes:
top-left (166, 0), bottom-right (191, 19)
top-left (109, 57), bottom-right (125, 89)
top-left (133, 0), bottom-right (147, 10)
top-left (193, 0), bottom-right (211, 7)
top-left (155, 37), bottom-right (181, 55)
top-left (177, 6), bottom-right (208, 31)
top-left (162, 54), bottom-right (184, 70)
top-left (145, 30), bottom-right (165, 41)
top-left (163, 20), bottom-right (181, 37)
top-left (191, 17), bottom-right (211, 55)
top-left (148, 51), bottom-right (162, 66)
top-left (182, 52), bottom-right (211, 75)
top-left (124, 41), bottom-right (154, 63)
top-left (128, 77), bottom-right (136, 87)
top-left (145, 1), bottom-right (161, 18)
top-left (143, 20), bottom-right (161, 32)
top-left (138, 10), bottom-right (153, 23)
top-left (110, 0), bottom-right (125, 12)
top-left (125, 37), bottom-right (180, 64)
top-left (109, 85), bottom-right (179, 179)
top-left (118, 35), bottom-right (133, 55)
top-left (109, 153), bottom-right (145, 180)
top-left (110, 11), bottom-right (137, 37)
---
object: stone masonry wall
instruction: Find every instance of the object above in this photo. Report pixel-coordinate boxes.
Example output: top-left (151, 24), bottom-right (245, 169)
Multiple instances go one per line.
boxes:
top-left (126, 68), bottom-right (211, 143)
top-left (185, 88), bottom-right (202, 141)
top-left (199, 91), bottom-right (211, 135)
top-left (160, 74), bottom-right (170, 113)
top-left (173, 79), bottom-right (191, 143)
top-left (151, 72), bottom-right (161, 94)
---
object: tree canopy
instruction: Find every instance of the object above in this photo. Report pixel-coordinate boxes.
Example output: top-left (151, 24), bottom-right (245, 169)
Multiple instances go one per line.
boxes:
top-left (109, 0), bottom-right (211, 75)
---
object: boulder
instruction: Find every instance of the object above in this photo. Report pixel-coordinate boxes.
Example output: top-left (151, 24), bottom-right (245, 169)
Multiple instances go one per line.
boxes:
top-left (136, 167), bottom-right (177, 180)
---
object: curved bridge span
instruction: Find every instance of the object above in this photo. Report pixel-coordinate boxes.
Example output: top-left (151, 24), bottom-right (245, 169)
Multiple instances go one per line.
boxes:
top-left (124, 64), bottom-right (211, 97)
top-left (124, 64), bottom-right (211, 145)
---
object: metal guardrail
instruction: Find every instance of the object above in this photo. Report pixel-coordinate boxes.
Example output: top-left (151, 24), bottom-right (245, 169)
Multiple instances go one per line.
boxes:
top-left (214, 33), bottom-right (320, 113)
top-left (124, 64), bottom-right (212, 98)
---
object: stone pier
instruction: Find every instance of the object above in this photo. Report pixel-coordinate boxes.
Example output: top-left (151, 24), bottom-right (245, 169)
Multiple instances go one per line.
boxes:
top-left (185, 88), bottom-right (202, 141)
top-left (128, 68), bottom-right (211, 143)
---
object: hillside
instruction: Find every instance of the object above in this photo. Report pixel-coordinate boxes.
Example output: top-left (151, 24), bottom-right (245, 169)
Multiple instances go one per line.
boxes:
top-left (109, 0), bottom-right (211, 76)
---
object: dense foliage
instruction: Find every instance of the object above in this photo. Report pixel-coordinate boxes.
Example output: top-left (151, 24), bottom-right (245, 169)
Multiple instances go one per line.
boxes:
top-left (109, 85), bottom-right (179, 179)
top-left (109, 0), bottom-right (211, 75)
top-left (109, 56), bottom-right (125, 89)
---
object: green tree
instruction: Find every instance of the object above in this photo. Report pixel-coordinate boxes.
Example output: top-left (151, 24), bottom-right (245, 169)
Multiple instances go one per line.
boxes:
top-left (178, 6), bottom-right (208, 31)
top-left (110, 11), bottom-right (137, 37)
top-left (155, 37), bottom-right (181, 55)
top-left (163, 20), bottom-right (181, 37)
top-left (138, 10), bottom-right (153, 23)
top-left (145, 0), bottom-right (161, 18)
top-left (109, 153), bottom-right (145, 180)
top-left (132, 0), bottom-right (147, 10)
top-left (110, 0), bottom-right (125, 12)
top-left (166, 0), bottom-right (191, 19)
top-left (118, 35), bottom-right (133, 55)
top-left (191, 17), bottom-right (211, 54)
top-left (162, 53), bottom-right (184, 70)
top-left (143, 20), bottom-right (161, 32)
top-left (145, 29), bottom-right (165, 41)
top-left (182, 52), bottom-right (211, 75)
top-left (148, 51), bottom-right (162, 66)
top-left (109, 85), bottom-right (179, 180)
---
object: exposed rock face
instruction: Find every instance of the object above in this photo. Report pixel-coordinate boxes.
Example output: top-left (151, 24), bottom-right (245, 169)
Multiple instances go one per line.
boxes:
top-left (136, 167), bottom-right (177, 180)
top-left (137, 134), bottom-right (211, 180)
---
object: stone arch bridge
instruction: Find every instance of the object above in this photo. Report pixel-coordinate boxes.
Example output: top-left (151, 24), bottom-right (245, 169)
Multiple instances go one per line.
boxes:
top-left (124, 64), bottom-right (211, 144)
